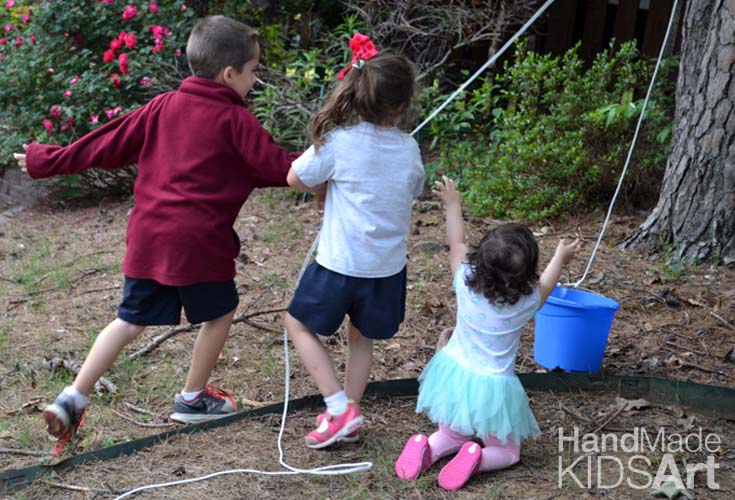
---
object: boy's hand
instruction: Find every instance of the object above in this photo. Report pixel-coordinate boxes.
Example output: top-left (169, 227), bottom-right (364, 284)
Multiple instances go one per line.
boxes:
top-left (555, 238), bottom-right (582, 265)
top-left (13, 144), bottom-right (29, 173)
top-left (432, 175), bottom-right (461, 206)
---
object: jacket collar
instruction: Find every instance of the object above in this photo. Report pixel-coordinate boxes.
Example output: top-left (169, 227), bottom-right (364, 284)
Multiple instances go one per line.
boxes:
top-left (178, 76), bottom-right (244, 106)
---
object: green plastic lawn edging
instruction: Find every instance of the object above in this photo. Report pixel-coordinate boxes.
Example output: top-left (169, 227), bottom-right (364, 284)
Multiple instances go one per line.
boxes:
top-left (2, 373), bottom-right (733, 493)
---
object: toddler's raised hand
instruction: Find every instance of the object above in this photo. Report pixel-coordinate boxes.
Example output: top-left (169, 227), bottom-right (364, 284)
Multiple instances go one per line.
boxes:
top-left (432, 175), bottom-right (461, 206)
top-left (555, 238), bottom-right (582, 265)
top-left (13, 144), bottom-right (29, 173)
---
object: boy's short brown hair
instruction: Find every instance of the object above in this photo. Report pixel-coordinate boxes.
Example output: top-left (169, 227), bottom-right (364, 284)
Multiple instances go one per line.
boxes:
top-left (186, 15), bottom-right (258, 79)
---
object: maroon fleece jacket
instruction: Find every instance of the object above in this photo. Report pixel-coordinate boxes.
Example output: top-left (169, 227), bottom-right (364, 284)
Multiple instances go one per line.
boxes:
top-left (27, 77), bottom-right (300, 285)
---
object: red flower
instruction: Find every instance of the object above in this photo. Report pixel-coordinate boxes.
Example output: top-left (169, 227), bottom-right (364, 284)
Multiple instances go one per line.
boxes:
top-left (29, 33), bottom-right (36, 44)
top-left (123, 32), bottom-right (136, 49)
top-left (42, 119), bottom-right (53, 131)
top-left (103, 49), bottom-right (115, 63)
top-left (148, 2), bottom-right (158, 13)
top-left (50, 105), bottom-right (62, 120)
top-left (13, 35), bottom-right (21, 48)
top-left (111, 72), bottom-right (121, 88)
top-left (139, 76), bottom-right (151, 86)
top-left (118, 52), bottom-right (129, 74)
top-left (337, 33), bottom-right (379, 80)
top-left (110, 38), bottom-right (122, 51)
top-left (122, 5), bottom-right (136, 20)
top-left (0, 37), bottom-right (7, 45)
top-left (63, 90), bottom-right (72, 98)
top-left (60, 118), bottom-right (75, 131)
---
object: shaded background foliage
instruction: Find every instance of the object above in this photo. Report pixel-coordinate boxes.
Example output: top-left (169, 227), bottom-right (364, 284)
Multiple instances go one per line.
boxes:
top-left (0, 0), bottom-right (676, 220)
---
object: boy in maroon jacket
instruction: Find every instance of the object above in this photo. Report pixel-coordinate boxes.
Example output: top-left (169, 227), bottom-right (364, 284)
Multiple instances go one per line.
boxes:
top-left (14, 16), bottom-right (300, 439)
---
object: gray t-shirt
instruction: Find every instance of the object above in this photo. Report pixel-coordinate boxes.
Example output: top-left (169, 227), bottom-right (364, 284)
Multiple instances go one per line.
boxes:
top-left (292, 122), bottom-right (425, 278)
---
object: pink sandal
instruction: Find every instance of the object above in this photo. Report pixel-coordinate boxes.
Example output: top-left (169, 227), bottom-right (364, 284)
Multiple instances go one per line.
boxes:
top-left (395, 434), bottom-right (432, 480)
top-left (437, 441), bottom-right (482, 490)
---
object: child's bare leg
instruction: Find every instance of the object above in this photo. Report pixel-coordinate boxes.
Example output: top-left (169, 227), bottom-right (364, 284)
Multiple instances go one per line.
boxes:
top-left (44, 318), bottom-right (145, 437)
top-left (74, 318), bottom-right (146, 395)
top-left (284, 312), bottom-right (341, 397)
top-left (183, 308), bottom-right (236, 392)
top-left (344, 322), bottom-right (373, 402)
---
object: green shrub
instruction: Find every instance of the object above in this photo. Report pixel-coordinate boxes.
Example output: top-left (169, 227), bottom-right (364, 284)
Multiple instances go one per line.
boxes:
top-left (0, 0), bottom-right (195, 189)
top-left (427, 40), bottom-right (676, 221)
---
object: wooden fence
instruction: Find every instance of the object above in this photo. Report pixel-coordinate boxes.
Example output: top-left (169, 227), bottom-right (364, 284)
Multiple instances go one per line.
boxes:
top-left (540, 0), bottom-right (685, 61)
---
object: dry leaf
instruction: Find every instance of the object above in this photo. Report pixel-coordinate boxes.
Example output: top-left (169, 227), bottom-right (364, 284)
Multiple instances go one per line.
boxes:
top-left (615, 397), bottom-right (650, 412)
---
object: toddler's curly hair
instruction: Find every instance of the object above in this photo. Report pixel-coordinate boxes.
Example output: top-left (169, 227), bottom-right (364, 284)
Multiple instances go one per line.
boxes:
top-left (465, 223), bottom-right (539, 305)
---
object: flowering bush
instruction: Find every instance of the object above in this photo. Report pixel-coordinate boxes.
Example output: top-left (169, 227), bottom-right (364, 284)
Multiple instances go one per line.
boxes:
top-left (0, 0), bottom-right (195, 189)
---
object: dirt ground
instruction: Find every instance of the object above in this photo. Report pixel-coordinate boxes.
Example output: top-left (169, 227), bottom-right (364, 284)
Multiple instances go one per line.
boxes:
top-left (1, 186), bottom-right (734, 499)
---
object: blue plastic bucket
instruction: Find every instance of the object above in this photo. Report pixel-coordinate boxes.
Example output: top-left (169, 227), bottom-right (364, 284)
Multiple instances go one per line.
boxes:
top-left (534, 286), bottom-right (620, 372)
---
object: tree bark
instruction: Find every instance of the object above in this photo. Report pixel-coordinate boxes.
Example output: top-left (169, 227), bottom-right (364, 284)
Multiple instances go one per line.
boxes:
top-left (625, 0), bottom-right (735, 265)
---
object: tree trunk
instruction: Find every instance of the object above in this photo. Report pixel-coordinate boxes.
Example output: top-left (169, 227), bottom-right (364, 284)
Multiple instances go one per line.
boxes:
top-left (625, 0), bottom-right (735, 265)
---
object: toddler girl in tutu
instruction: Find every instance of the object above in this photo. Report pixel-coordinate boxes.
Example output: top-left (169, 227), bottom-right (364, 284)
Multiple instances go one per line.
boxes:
top-left (395, 176), bottom-right (580, 490)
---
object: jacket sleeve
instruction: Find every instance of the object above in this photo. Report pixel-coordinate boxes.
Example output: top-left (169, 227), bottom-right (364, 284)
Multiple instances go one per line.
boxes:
top-left (233, 109), bottom-right (301, 188)
top-left (26, 103), bottom-right (150, 180)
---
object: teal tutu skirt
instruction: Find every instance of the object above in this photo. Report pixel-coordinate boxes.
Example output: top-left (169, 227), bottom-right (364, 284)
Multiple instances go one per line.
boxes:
top-left (416, 349), bottom-right (541, 445)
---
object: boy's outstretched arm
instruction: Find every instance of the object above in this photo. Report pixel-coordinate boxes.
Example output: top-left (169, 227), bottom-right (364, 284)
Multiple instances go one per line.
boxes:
top-left (538, 238), bottom-right (582, 304)
top-left (13, 144), bottom-right (28, 172)
top-left (433, 176), bottom-right (467, 274)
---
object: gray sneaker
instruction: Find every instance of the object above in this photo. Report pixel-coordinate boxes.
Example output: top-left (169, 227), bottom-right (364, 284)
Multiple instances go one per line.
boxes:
top-left (43, 391), bottom-right (86, 438)
top-left (169, 385), bottom-right (238, 424)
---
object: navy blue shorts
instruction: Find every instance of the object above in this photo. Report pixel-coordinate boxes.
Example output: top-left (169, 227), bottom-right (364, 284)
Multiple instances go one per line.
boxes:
top-left (118, 276), bottom-right (239, 326)
top-left (288, 262), bottom-right (407, 340)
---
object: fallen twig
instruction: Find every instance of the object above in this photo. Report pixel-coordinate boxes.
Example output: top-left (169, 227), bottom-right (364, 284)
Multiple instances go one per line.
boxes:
top-left (593, 402), bottom-right (626, 434)
top-left (110, 408), bottom-right (174, 428)
top-left (560, 403), bottom-right (596, 425)
top-left (709, 311), bottom-right (735, 331)
top-left (46, 481), bottom-right (131, 494)
top-left (0, 447), bottom-right (46, 457)
top-left (124, 402), bottom-right (164, 419)
top-left (43, 357), bottom-right (117, 394)
top-left (130, 307), bottom-right (287, 359)
top-left (5, 397), bottom-right (44, 416)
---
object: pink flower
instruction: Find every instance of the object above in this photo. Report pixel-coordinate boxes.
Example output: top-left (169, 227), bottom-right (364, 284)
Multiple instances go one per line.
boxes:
top-left (63, 90), bottom-right (72, 98)
top-left (181, 4), bottom-right (187, 11)
top-left (14, 36), bottom-right (21, 48)
top-left (0, 37), bottom-right (7, 45)
top-left (5, 1), bottom-right (15, 8)
top-left (175, 48), bottom-right (181, 57)
top-left (47, 67), bottom-right (55, 73)
top-left (102, 0), bottom-right (114, 4)
top-left (139, 76), bottom-right (150, 86)
top-left (122, 5), bottom-right (136, 20)
top-left (4, 24), bottom-right (13, 32)
top-left (49, 105), bottom-right (62, 120)
top-left (29, 33), bottom-right (36, 44)
top-left (42, 119), bottom-right (53, 131)
top-left (110, 38), bottom-right (122, 51)
top-left (90, 114), bottom-right (100, 124)
top-left (21, 12), bottom-right (30, 24)
top-left (105, 106), bottom-right (122, 119)
top-left (103, 49), bottom-right (116, 63)
top-left (69, 76), bottom-right (79, 85)
top-left (148, 2), bottom-right (158, 13)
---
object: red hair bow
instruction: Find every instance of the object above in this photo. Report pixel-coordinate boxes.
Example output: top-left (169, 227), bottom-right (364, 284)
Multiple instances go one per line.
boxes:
top-left (337, 32), bottom-right (378, 80)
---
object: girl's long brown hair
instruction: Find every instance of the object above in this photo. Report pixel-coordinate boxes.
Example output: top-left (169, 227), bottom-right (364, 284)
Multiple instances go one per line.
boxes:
top-left (311, 52), bottom-right (417, 148)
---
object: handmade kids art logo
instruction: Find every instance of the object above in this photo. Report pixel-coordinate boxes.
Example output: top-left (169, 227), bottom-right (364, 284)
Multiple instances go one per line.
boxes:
top-left (557, 426), bottom-right (721, 492)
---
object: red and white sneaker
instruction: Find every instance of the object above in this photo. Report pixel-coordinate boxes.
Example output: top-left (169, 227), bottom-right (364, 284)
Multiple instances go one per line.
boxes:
top-left (305, 401), bottom-right (363, 449)
top-left (316, 412), bottom-right (360, 442)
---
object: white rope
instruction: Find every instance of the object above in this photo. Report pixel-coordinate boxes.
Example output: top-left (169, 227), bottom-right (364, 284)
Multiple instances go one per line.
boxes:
top-left (565, 0), bottom-right (679, 288)
top-left (411, 0), bottom-right (556, 137)
top-left (113, 2), bottom-right (563, 497)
